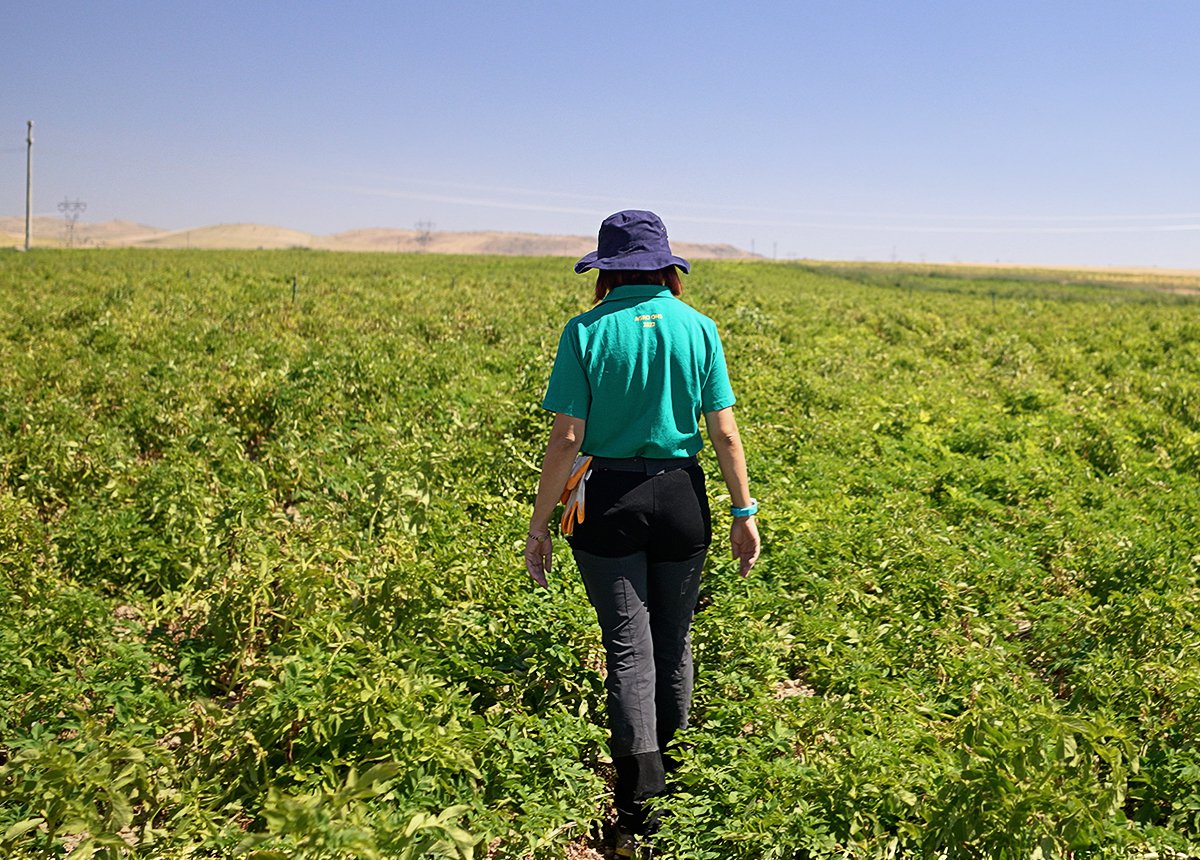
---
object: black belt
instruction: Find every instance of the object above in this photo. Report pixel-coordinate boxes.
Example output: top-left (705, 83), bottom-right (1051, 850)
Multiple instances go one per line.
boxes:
top-left (588, 455), bottom-right (697, 475)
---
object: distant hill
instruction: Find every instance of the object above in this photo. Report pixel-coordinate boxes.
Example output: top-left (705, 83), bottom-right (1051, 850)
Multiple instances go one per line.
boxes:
top-left (0, 217), bottom-right (755, 260)
top-left (1, 217), bottom-right (165, 249)
top-left (6, 218), bottom-right (1197, 290)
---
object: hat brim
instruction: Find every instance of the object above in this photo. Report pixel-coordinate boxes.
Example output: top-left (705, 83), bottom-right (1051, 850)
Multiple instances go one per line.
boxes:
top-left (574, 251), bottom-right (691, 275)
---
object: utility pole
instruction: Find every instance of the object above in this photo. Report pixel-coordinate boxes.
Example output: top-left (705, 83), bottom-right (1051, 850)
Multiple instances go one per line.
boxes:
top-left (24, 121), bottom-right (33, 252)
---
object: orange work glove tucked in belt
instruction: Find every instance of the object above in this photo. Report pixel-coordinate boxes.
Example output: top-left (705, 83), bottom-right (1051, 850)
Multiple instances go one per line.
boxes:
top-left (559, 455), bottom-right (593, 536)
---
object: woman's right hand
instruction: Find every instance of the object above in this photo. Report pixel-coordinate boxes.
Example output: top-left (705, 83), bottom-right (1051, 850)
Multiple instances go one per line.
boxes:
top-left (730, 517), bottom-right (760, 577)
top-left (525, 414), bottom-right (585, 588)
top-left (525, 531), bottom-right (552, 587)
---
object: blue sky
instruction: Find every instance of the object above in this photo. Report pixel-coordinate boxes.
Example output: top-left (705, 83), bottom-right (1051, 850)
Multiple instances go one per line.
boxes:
top-left (3, 1), bottom-right (1198, 267)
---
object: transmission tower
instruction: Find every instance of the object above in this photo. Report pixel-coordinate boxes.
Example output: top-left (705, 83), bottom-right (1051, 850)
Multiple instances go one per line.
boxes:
top-left (57, 197), bottom-right (87, 247)
top-left (415, 220), bottom-right (434, 252)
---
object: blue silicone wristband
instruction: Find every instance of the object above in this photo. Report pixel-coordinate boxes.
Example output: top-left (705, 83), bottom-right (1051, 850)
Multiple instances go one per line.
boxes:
top-left (730, 498), bottom-right (758, 518)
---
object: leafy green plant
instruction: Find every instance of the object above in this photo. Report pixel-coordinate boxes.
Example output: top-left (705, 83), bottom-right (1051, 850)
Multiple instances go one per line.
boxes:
top-left (1, 249), bottom-right (1198, 858)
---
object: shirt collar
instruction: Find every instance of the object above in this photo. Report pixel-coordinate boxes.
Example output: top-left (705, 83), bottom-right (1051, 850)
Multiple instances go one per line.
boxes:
top-left (600, 285), bottom-right (674, 304)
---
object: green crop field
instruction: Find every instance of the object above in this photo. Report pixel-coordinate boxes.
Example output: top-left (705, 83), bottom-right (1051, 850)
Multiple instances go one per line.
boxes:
top-left (2, 249), bottom-right (1199, 859)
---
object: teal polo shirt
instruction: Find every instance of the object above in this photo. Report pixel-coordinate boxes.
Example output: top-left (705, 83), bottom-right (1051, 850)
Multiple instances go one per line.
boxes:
top-left (542, 285), bottom-right (736, 458)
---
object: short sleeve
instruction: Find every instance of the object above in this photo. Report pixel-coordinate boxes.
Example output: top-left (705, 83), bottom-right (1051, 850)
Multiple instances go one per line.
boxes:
top-left (700, 328), bottom-right (736, 413)
top-left (542, 324), bottom-right (591, 419)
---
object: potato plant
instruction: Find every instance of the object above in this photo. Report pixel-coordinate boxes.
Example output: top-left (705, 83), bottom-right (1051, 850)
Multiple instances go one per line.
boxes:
top-left (1, 249), bottom-right (1198, 858)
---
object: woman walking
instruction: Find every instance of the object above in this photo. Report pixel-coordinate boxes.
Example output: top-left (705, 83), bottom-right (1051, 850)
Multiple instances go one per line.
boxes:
top-left (524, 210), bottom-right (760, 856)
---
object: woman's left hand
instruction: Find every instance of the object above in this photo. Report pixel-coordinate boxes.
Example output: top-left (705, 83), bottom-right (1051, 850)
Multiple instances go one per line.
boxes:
top-left (731, 516), bottom-right (761, 577)
top-left (525, 531), bottom-right (553, 587)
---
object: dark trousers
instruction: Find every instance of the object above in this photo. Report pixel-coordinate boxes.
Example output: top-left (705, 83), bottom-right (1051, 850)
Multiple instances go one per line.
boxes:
top-left (569, 460), bottom-right (711, 833)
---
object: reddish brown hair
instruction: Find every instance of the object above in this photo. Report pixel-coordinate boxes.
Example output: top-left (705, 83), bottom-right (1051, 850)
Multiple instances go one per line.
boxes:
top-left (593, 267), bottom-right (684, 304)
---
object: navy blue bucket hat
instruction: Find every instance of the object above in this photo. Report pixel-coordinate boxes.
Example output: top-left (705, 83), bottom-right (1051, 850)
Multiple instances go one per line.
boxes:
top-left (574, 210), bottom-right (691, 274)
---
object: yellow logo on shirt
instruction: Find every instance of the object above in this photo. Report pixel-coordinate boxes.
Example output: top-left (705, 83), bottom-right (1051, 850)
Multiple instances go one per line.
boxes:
top-left (635, 313), bottom-right (663, 328)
